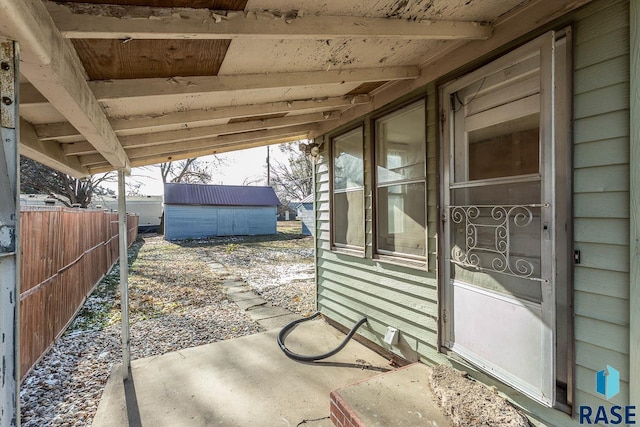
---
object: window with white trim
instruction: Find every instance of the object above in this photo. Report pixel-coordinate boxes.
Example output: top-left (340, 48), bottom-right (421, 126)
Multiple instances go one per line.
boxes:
top-left (331, 127), bottom-right (364, 250)
top-left (374, 100), bottom-right (427, 261)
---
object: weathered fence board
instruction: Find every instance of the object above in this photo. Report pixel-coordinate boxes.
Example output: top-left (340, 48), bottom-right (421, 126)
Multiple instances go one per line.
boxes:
top-left (19, 206), bottom-right (138, 379)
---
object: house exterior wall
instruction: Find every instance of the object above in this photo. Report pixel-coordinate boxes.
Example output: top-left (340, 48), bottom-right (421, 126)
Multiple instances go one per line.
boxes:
top-left (572, 0), bottom-right (631, 411)
top-left (315, 0), bottom-right (632, 424)
top-left (316, 87), bottom-right (442, 365)
top-left (164, 205), bottom-right (277, 240)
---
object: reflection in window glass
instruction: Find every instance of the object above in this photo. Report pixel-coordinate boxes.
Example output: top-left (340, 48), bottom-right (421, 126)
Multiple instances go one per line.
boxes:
top-left (375, 100), bottom-right (426, 260)
top-left (334, 128), bottom-right (364, 190)
top-left (332, 127), bottom-right (364, 249)
top-left (377, 101), bottom-right (426, 184)
top-left (467, 113), bottom-right (540, 181)
top-left (377, 183), bottom-right (426, 257)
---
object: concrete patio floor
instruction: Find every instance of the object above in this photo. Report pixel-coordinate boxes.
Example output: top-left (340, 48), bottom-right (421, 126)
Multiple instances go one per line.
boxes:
top-left (92, 318), bottom-right (397, 427)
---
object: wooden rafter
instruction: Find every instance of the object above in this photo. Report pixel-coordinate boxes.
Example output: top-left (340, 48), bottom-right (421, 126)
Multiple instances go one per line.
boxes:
top-left (312, 0), bottom-right (595, 138)
top-left (47, 2), bottom-right (492, 41)
top-left (89, 68), bottom-right (419, 101)
top-left (32, 95), bottom-right (369, 140)
top-left (0, 0), bottom-right (130, 171)
top-left (80, 124), bottom-right (315, 168)
top-left (88, 133), bottom-right (307, 174)
top-left (20, 119), bottom-right (88, 178)
top-left (63, 111), bottom-right (339, 155)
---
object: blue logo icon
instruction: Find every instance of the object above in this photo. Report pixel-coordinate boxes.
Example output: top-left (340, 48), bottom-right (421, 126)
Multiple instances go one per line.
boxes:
top-left (596, 365), bottom-right (620, 400)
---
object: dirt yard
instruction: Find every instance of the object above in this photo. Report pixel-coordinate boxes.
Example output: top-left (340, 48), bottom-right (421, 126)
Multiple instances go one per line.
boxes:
top-left (20, 221), bottom-right (314, 427)
top-left (20, 220), bottom-right (526, 427)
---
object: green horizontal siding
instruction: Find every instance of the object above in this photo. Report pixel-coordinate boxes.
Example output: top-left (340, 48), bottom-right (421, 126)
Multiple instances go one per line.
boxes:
top-left (575, 315), bottom-right (629, 358)
top-left (574, 55), bottom-right (629, 94)
top-left (574, 110), bottom-right (629, 143)
top-left (313, 0), bottom-right (631, 424)
top-left (316, 85), bottom-right (443, 364)
top-left (574, 137), bottom-right (629, 168)
top-left (574, 191), bottom-right (629, 219)
top-left (574, 218), bottom-right (629, 245)
top-left (572, 9), bottom-right (630, 417)
top-left (573, 267), bottom-right (629, 299)
top-left (574, 292), bottom-right (629, 327)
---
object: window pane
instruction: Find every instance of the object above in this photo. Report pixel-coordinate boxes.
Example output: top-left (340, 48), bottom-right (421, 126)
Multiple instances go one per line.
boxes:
top-left (452, 181), bottom-right (541, 206)
top-left (377, 183), bottom-right (426, 258)
top-left (332, 127), bottom-right (364, 249)
top-left (333, 189), bottom-right (365, 247)
top-left (333, 128), bottom-right (364, 191)
top-left (376, 101), bottom-right (426, 184)
top-left (467, 113), bottom-right (540, 181)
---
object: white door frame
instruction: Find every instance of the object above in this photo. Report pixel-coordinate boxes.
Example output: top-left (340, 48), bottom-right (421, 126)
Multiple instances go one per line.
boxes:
top-left (439, 30), bottom-right (569, 407)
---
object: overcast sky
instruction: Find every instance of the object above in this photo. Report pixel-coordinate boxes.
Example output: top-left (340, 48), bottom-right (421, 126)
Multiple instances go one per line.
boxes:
top-left (104, 144), bottom-right (291, 196)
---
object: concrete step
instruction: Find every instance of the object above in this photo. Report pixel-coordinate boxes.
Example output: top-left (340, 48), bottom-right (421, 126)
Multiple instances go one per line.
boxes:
top-left (330, 363), bottom-right (452, 427)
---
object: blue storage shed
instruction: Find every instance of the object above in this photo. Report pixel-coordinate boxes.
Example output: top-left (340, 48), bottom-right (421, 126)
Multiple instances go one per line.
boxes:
top-left (163, 183), bottom-right (280, 240)
top-left (295, 194), bottom-right (314, 236)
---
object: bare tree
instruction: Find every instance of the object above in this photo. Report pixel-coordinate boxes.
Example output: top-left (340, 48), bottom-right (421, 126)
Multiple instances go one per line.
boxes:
top-left (20, 156), bottom-right (115, 207)
top-left (269, 142), bottom-right (313, 204)
top-left (126, 181), bottom-right (144, 196)
top-left (160, 158), bottom-right (220, 184)
top-left (242, 175), bottom-right (264, 186)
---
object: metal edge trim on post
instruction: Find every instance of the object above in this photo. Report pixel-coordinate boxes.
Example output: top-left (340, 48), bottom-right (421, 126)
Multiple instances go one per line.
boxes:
top-left (0, 38), bottom-right (20, 427)
top-left (117, 170), bottom-right (130, 380)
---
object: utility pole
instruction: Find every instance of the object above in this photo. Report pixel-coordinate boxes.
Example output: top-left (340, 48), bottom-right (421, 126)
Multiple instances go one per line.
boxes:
top-left (266, 146), bottom-right (271, 186)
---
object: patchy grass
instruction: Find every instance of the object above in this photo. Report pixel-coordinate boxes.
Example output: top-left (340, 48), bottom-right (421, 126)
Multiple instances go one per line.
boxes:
top-left (68, 239), bottom-right (143, 333)
top-left (70, 224), bottom-right (314, 331)
top-left (170, 224), bottom-right (315, 316)
top-left (122, 238), bottom-right (227, 321)
top-left (277, 220), bottom-right (304, 235)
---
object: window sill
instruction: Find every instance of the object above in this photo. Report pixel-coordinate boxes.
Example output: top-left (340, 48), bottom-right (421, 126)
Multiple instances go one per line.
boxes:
top-left (374, 254), bottom-right (427, 271)
top-left (331, 246), bottom-right (366, 259)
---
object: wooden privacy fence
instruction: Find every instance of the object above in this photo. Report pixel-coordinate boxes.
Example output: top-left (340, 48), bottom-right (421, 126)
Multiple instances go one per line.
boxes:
top-left (19, 206), bottom-right (138, 380)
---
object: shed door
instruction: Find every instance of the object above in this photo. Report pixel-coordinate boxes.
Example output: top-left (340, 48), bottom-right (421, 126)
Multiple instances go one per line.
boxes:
top-left (441, 32), bottom-right (568, 407)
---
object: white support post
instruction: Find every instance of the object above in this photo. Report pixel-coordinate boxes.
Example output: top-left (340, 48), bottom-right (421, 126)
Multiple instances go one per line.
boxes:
top-left (0, 38), bottom-right (20, 427)
top-left (118, 170), bottom-right (130, 380)
top-left (629, 0), bottom-right (640, 407)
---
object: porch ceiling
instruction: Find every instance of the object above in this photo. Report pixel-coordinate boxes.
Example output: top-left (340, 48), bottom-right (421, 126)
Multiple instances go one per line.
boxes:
top-left (0, 0), bottom-right (589, 177)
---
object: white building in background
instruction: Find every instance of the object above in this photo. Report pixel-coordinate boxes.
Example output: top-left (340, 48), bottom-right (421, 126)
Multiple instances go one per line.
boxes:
top-left (93, 195), bottom-right (164, 233)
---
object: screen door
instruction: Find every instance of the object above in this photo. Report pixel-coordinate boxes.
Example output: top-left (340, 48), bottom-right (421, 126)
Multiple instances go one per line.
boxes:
top-left (441, 31), bottom-right (568, 406)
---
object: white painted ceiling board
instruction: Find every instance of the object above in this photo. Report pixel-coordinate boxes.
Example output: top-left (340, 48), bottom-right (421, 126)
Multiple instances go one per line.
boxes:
top-left (218, 38), bottom-right (434, 75)
top-left (99, 83), bottom-right (362, 118)
top-left (20, 105), bottom-right (67, 125)
top-left (244, 0), bottom-right (525, 21)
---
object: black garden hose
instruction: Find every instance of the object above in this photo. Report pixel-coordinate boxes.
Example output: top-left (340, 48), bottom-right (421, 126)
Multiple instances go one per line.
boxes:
top-left (277, 312), bottom-right (368, 362)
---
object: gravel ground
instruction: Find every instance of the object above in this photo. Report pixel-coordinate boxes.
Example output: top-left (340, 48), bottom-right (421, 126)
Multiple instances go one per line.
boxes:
top-left (20, 227), bottom-right (314, 427)
top-left (196, 234), bottom-right (315, 316)
top-left (19, 226), bottom-right (527, 427)
top-left (429, 365), bottom-right (530, 427)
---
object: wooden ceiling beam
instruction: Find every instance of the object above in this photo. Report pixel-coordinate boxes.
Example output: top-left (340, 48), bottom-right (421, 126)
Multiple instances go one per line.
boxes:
top-left (34, 95), bottom-right (369, 140)
top-left (80, 124), bottom-right (314, 168)
top-left (0, 0), bottom-right (130, 171)
top-left (312, 0), bottom-right (594, 139)
top-left (88, 133), bottom-right (307, 174)
top-left (19, 119), bottom-right (89, 178)
top-left (89, 68), bottom-right (418, 101)
top-left (64, 111), bottom-right (338, 155)
top-left (47, 2), bottom-right (492, 41)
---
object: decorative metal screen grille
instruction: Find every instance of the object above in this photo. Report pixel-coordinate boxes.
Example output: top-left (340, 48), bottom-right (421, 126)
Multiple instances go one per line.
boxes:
top-left (449, 204), bottom-right (549, 281)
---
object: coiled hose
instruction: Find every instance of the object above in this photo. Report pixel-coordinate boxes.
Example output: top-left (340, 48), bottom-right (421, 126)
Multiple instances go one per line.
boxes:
top-left (277, 312), bottom-right (368, 362)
